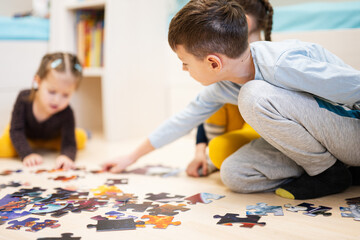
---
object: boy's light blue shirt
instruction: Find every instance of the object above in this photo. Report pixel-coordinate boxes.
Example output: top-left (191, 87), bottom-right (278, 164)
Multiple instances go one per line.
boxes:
top-left (149, 39), bottom-right (360, 148)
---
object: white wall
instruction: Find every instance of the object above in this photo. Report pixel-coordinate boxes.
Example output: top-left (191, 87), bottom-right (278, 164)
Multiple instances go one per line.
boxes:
top-left (0, 0), bottom-right (32, 16)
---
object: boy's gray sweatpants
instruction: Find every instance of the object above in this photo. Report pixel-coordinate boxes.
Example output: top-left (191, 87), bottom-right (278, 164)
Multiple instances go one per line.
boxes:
top-left (220, 80), bottom-right (360, 193)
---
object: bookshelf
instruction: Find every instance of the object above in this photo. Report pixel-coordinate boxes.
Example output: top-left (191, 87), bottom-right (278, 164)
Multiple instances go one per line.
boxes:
top-left (49, 0), bottom-right (170, 141)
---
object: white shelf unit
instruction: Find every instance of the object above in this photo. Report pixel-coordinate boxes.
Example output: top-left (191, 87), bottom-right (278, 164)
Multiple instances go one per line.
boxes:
top-left (49, 0), bottom-right (171, 141)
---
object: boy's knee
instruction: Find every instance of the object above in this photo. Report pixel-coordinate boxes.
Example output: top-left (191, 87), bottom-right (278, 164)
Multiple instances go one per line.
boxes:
top-left (238, 80), bottom-right (274, 122)
top-left (220, 157), bottom-right (255, 193)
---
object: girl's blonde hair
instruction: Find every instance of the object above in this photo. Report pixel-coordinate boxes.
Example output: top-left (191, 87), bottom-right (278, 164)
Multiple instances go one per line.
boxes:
top-left (30, 52), bottom-right (83, 100)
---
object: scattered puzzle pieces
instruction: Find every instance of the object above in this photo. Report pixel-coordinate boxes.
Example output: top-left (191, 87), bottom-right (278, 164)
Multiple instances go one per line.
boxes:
top-left (137, 215), bottom-right (181, 229)
top-left (185, 193), bottom-right (224, 205)
top-left (246, 202), bottom-right (284, 216)
top-left (213, 213), bottom-right (266, 228)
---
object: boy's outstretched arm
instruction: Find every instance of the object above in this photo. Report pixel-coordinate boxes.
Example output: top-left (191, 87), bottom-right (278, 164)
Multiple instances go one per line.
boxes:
top-left (102, 138), bottom-right (155, 173)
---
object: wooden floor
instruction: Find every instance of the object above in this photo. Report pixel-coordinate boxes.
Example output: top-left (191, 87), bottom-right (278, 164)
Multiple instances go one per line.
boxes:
top-left (1, 134), bottom-right (359, 240)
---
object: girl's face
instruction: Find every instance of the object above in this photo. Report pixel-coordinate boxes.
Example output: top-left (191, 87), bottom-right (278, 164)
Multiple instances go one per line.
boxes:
top-left (35, 70), bottom-right (77, 116)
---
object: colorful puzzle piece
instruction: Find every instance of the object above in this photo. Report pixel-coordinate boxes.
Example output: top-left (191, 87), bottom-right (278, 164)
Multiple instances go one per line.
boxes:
top-left (246, 202), bottom-right (284, 216)
top-left (213, 213), bottom-right (266, 228)
top-left (71, 198), bottom-right (107, 213)
top-left (147, 204), bottom-right (190, 216)
top-left (30, 203), bottom-right (68, 214)
top-left (145, 192), bottom-right (184, 203)
top-left (284, 203), bottom-right (332, 217)
top-left (50, 175), bottom-right (80, 182)
top-left (27, 219), bottom-right (61, 232)
top-left (137, 215), bottom-right (181, 229)
top-left (91, 185), bottom-right (123, 197)
top-left (340, 204), bottom-right (360, 221)
top-left (345, 196), bottom-right (360, 205)
top-left (37, 233), bottom-right (81, 240)
top-left (10, 187), bottom-right (46, 197)
top-left (185, 193), bottom-right (225, 205)
top-left (7, 217), bottom-right (39, 230)
top-left (0, 169), bottom-right (22, 176)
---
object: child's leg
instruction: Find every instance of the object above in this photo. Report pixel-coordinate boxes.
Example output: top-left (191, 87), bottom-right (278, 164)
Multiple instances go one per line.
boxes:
top-left (220, 137), bottom-right (304, 193)
top-left (0, 124), bottom-right (18, 158)
top-left (238, 80), bottom-right (359, 199)
top-left (75, 128), bottom-right (87, 150)
top-left (208, 123), bottom-right (260, 169)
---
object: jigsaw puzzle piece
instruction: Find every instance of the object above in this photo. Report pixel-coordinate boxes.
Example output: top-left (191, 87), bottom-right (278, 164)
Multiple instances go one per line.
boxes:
top-left (37, 233), bottom-right (81, 240)
top-left (71, 198), bottom-right (107, 213)
top-left (117, 201), bottom-right (159, 212)
top-left (30, 203), bottom-right (69, 214)
top-left (213, 213), bottom-right (266, 228)
top-left (137, 215), bottom-right (181, 229)
top-left (10, 187), bottom-right (46, 197)
top-left (340, 204), bottom-right (360, 221)
top-left (0, 210), bottom-right (31, 221)
top-left (284, 203), bottom-right (331, 217)
top-left (7, 217), bottom-right (39, 230)
top-left (246, 202), bottom-right (284, 216)
top-left (147, 204), bottom-right (190, 216)
top-left (345, 197), bottom-right (360, 205)
top-left (145, 192), bottom-right (185, 203)
top-left (87, 219), bottom-right (137, 231)
top-left (185, 193), bottom-right (225, 205)
top-left (26, 219), bottom-right (60, 232)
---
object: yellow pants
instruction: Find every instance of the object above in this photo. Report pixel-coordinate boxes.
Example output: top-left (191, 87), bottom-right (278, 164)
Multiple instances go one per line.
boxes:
top-left (205, 104), bottom-right (260, 169)
top-left (0, 124), bottom-right (87, 158)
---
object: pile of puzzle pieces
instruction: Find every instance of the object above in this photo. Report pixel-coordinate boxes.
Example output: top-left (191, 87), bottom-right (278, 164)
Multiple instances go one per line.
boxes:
top-left (0, 167), bottom-right (226, 235)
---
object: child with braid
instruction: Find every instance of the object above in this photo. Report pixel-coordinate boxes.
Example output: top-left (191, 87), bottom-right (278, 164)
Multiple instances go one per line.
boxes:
top-left (0, 53), bottom-right (87, 170)
top-left (188, 0), bottom-right (274, 177)
top-left (104, 0), bottom-right (360, 200)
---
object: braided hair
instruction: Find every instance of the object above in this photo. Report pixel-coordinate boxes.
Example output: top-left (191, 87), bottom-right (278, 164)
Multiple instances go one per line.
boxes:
top-left (236, 0), bottom-right (273, 41)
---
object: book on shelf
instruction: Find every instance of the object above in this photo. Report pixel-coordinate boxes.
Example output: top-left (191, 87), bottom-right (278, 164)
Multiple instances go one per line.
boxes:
top-left (76, 10), bottom-right (104, 68)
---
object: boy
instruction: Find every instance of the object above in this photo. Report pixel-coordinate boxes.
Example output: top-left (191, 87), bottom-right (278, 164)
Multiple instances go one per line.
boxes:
top-left (103, 0), bottom-right (360, 199)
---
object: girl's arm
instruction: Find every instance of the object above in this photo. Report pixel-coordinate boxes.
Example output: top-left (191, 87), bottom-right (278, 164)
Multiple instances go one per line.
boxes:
top-left (59, 107), bottom-right (77, 161)
top-left (10, 91), bottom-right (35, 160)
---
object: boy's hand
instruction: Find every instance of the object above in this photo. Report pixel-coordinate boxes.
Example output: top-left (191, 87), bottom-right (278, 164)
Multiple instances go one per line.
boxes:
top-left (102, 155), bottom-right (136, 173)
top-left (186, 143), bottom-right (207, 177)
top-left (55, 155), bottom-right (75, 170)
top-left (23, 153), bottom-right (43, 167)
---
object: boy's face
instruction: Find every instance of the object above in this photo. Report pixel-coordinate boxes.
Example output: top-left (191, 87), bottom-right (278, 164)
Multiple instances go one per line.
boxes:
top-left (175, 45), bottom-right (220, 86)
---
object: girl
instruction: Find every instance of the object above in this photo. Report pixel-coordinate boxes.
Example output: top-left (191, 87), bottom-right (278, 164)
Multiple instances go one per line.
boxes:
top-left (186, 0), bottom-right (274, 177)
top-left (0, 52), bottom-right (87, 170)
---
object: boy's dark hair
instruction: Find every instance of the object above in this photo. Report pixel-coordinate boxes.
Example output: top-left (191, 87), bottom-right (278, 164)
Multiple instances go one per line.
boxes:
top-left (168, 0), bottom-right (248, 59)
top-left (237, 0), bottom-right (273, 41)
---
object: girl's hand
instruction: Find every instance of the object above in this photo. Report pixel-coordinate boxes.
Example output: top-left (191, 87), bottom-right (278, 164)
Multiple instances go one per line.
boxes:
top-left (102, 154), bottom-right (136, 173)
top-left (23, 153), bottom-right (43, 167)
top-left (186, 143), bottom-right (207, 177)
top-left (55, 155), bottom-right (75, 170)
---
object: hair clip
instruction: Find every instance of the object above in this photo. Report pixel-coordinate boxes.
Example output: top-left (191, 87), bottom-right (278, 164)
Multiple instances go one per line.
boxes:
top-left (74, 63), bottom-right (82, 72)
top-left (51, 59), bottom-right (62, 69)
